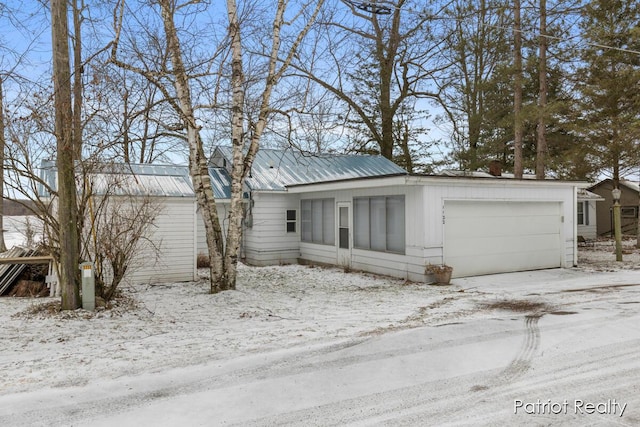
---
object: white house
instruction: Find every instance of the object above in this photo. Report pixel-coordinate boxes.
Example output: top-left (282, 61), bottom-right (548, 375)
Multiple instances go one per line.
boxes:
top-left (40, 151), bottom-right (586, 285)
top-left (208, 148), bottom-right (586, 281)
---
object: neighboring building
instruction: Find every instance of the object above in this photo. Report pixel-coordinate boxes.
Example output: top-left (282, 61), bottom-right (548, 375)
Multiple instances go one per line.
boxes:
top-left (588, 179), bottom-right (640, 236)
top-left (209, 148), bottom-right (585, 281)
top-left (577, 189), bottom-right (604, 240)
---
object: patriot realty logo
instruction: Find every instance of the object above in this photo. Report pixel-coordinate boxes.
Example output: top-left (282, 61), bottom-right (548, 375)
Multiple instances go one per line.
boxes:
top-left (514, 399), bottom-right (627, 417)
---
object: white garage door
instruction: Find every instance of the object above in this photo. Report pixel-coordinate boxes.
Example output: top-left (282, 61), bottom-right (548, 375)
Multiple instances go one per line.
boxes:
top-left (444, 200), bottom-right (562, 277)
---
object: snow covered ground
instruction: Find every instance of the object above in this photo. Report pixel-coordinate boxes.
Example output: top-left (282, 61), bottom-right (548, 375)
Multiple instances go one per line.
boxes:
top-left (0, 218), bottom-right (639, 426)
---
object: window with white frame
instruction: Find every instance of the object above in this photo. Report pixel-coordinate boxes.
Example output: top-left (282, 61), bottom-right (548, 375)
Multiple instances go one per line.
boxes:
top-left (354, 195), bottom-right (405, 254)
top-left (301, 199), bottom-right (335, 245)
top-left (621, 206), bottom-right (638, 218)
top-left (577, 201), bottom-right (589, 225)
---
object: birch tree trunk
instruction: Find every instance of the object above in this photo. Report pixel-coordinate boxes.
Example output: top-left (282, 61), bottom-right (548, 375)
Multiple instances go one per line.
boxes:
top-left (51, 0), bottom-right (81, 309)
top-left (223, 0), bottom-right (324, 290)
top-left (157, 0), bottom-right (225, 292)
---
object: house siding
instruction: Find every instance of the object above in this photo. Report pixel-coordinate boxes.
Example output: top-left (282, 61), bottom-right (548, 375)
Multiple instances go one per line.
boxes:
top-left (196, 202), bottom-right (231, 255)
top-left (126, 198), bottom-right (196, 285)
top-left (577, 200), bottom-right (598, 240)
top-left (590, 181), bottom-right (639, 236)
top-left (243, 192), bottom-right (301, 266)
top-left (294, 177), bottom-right (577, 281)
top-left (420, 181), bottom-right (576, 271)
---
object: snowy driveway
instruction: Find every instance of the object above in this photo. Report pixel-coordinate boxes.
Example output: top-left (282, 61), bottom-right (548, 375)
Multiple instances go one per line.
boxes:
top-left (1, 267), bottom-right (640, 426)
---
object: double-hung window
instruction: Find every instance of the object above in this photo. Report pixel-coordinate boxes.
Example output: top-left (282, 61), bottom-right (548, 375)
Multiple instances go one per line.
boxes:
top-left (577, 201), bottom-right (588, 225)
top-left (354, 195), bottom-right (405, 254)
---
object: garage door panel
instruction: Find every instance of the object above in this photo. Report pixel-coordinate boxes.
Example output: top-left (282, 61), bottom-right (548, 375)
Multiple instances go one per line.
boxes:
top-left (446, 215), bottom-right (559, 237)
top-left (445, 234), bottom-right (560, 258)
top-left (444, 201), bottom-right (562, 278)
top-left (446, 201), bottom-right (559, 218)
top-left (446, 249), bottom-right (560, 277)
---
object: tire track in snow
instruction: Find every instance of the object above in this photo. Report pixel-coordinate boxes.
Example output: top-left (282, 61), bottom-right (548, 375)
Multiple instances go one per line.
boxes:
top-left (496, 313), bottom-right (542, 383)
top-left (236, 338), bottom-right (640, 426)
top-left (2, 300), bottom-right (636, 426)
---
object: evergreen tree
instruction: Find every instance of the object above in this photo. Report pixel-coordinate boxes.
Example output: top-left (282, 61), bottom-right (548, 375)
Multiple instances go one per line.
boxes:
top-left (573, 0), bottom-right (640, 183)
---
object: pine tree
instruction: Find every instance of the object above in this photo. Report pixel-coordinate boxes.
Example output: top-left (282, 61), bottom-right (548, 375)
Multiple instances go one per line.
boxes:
top-left (574, 0), bottom-right (640, 182)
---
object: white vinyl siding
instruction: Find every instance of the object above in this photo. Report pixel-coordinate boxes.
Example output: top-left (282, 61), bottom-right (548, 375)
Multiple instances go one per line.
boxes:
top-left (242, 193), bottom-right (301, 266)
top-left (354, 195), bottom-right (405, 254)
top-left (127, 198), bottom-right (196, 285)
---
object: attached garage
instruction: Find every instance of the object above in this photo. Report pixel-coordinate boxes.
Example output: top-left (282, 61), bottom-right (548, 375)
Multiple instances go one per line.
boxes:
top-left (288, 173), bottom-right (582, 282)
top-left (443, 200), bottom-right (563, 277)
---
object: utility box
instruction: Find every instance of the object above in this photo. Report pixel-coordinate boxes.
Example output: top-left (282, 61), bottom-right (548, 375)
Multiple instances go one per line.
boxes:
top-left (80, 262), bottom-right (95, 311)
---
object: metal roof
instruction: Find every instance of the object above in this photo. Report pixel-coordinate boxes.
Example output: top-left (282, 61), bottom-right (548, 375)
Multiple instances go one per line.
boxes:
top-left (213, 146), bottom-right (407, 191)
top-left (39, 162), bottom-right (195, 198)
top-left (39, 161), bottom-right (234, 200)
top-left (208, 167), bottom-right (232, 199)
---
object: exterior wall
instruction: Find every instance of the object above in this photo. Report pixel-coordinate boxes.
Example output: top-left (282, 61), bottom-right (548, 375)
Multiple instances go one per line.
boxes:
top-left (242, 192), bottom-right (301, 266)
top-left (419, 180), bottom-right (577, 274)
top-left (297, 184), bottom-right (427, 281)
top-left (591, 182), bottom-right (639, 236)
top-left (294, 177), bottom-right (577, 282)
top-left (196, 202), bottom-right (231, 255)
top-left (577, 200), bottom-right (598, 240)
top-left (126, 197), bottom-right (197, 285)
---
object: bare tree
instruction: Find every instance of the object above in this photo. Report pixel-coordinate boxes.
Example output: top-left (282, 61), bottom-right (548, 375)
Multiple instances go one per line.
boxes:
top-left (290, 0), bottom-right (441, 168)
top-left (82, 177), bottom-right (162, 302)
top-left (51, 0), bottom-right (81, 309)
top-left (223, 0), bottom-right (324, 288)
top-left (111, 0), bottom-right (323, 292)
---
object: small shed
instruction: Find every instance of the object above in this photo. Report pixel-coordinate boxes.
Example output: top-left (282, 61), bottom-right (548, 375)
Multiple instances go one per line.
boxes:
top-left (588, 179), bottom-right (640, 236)
top-left (40, 162), bottom-right (197, 285)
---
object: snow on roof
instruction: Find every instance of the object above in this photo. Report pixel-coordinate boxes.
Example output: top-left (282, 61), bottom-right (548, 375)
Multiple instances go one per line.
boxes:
top-left (588, 178), bottom-right (640, 194)
top-left (577, 188), bottom-right (605, 201)
top-left (213, 146), bottom-right (407, 191)
top-left (440, 170), bottom-right (542, 179)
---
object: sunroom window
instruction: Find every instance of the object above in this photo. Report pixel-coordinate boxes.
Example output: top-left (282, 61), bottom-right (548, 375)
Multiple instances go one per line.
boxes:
top-left (354, 195), bottom-right (405, 254)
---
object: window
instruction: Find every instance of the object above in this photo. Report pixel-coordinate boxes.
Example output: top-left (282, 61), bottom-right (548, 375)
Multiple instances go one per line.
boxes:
top-left (354, 196), bottom-right (405, 254)
top-left (286, 210), bottom-right (297, 233)
top-left (577, 201), bottom-right (589, 225)
top-left (621, 206), bottom-right (638, 218)
top-left (301, 199), bottom-right (335, 245)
